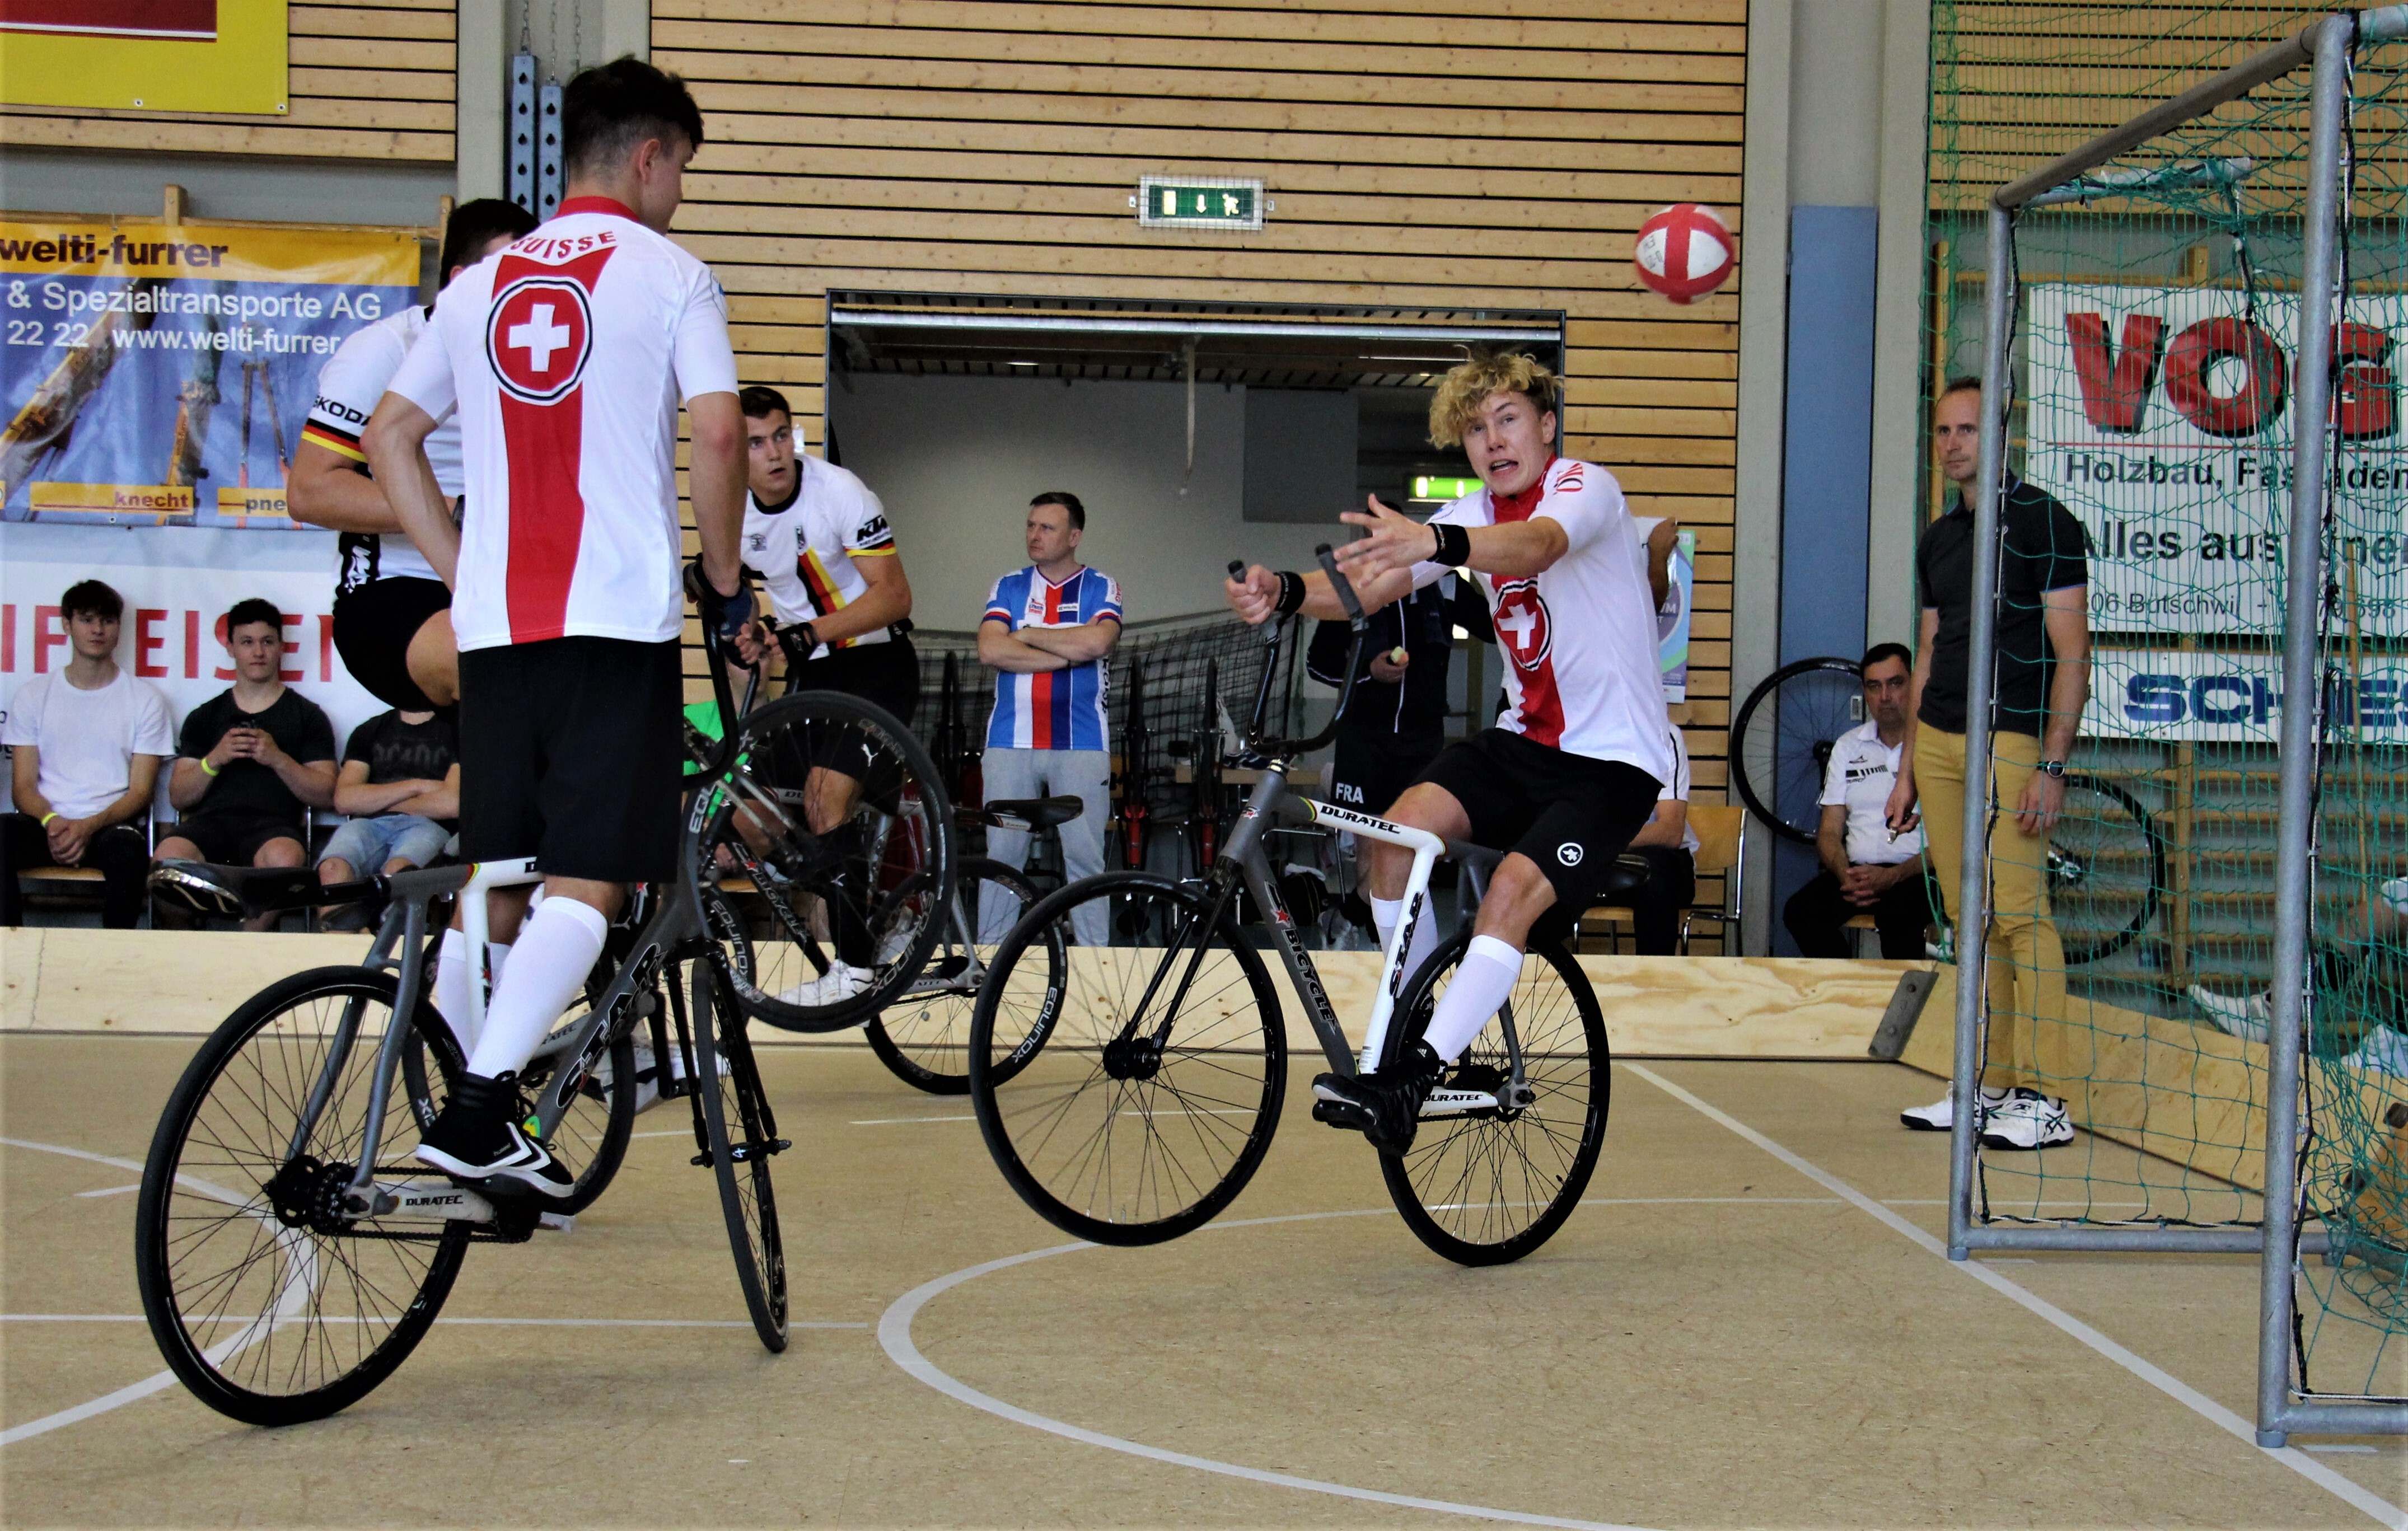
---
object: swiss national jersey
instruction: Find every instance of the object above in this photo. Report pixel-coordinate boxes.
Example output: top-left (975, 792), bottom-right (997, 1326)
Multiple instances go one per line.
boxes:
top-left (742, 457), bottom-right (897, 659)
top-left (1414, 457), bottom-right (1673, 784)
top-left (386, 197), bottom-right (740, 651)
top-left (982, 565), bottom-right (1123, 751)
top-left (301, 305), bottom-right (446, 592)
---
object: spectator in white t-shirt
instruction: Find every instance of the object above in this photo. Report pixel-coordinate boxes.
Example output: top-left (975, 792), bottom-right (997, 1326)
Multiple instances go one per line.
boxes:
top-left (3, 581), bottom-right (177, 928)
top-left (1783, 642), bottom-right (1937, 959)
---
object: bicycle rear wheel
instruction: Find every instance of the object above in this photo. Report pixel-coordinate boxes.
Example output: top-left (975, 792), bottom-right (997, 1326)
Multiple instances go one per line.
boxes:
top-left (686, 950), bottom-right (789, 1352)
top-left (136, 967), bottom-right (470, 1426)
top-left (2049, 772), bottom-right (2167, 966)
top-left (1728, 656), bottom-right (1864, 845)
top-left (696, 690), bottom-right (957, 1033)
top-left (1378, 935), bottom-right (1610, 1266)
top-left (967, 872), bottom-right (1285, 1244)
top-left (864, 858), bottom-right (1063, 1094)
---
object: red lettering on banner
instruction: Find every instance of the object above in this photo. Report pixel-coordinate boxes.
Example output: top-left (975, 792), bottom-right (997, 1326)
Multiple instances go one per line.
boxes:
top-left (2, 604), bottom-right (13, 672)
top-left (135, 609), bottom-right (169, 677)
top-left (319, 614), bottom-right (334, 681)
top-left (2336, 322), bottom-right (2397, 442)
top-left (2164, 316), bottom-right (2288, 438)
top-left (32, 606), bottom-right (63, 672)
top-left (2065, 313), bottom-right (2164, 434)
top-left (184, 609), bottom-right (199, 678)
top-left (210, 615), bottom-right (235, 680)
top-left (279, 614), bottom-right (303, 681)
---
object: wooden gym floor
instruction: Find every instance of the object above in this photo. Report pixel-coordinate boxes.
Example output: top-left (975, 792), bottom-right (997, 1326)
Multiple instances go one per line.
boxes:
top-left (3, 1034), bottom-right (2405, 1529)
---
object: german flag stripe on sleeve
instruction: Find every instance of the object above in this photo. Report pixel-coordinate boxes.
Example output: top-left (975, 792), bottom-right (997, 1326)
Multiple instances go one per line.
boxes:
top-left (301, 419), bottom-right (368, 463)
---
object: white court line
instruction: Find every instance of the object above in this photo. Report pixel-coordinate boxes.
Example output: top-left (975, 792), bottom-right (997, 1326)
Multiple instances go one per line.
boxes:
top-left (850, 1115), bottom-right (976, 1126)
top-left (74, 1184), bottom-right (141, 1198)
top-left (878, 1230), bottom-right (1663, 1531)
top-left (0, 1315), bottom-right (866, 1329)
top-left (1621, 1064), bottom-right (2408, 1531)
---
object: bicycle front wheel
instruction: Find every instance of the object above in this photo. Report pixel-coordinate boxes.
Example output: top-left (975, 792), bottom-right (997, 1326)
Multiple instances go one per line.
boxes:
top-left (1729, 656), bottom-right (1864, 845)
top-left (135, 967), bottom-right (470, 1426)
top-left (687, 951), bottom-right (789, 1352)
top-left (864, 858), bottom-right (1063, 1094)
top-left (1378, 935), bottom-right (1610, 1266)
top-left (967, 872), bottom-right (1285, 1244)
top-left (2049, 772), bottom-right (2166, 966)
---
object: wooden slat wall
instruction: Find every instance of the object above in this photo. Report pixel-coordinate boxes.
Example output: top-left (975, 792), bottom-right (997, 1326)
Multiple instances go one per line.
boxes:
top-left (1932, 2), bottom-right (2326, 209)
top-left (1, 0), bottom-right (458, 162)
top-left (659, 0), bottom-right (1746, 886)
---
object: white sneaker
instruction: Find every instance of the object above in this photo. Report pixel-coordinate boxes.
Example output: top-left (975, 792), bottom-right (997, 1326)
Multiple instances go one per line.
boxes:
top-left (1979, 1088), bottom-right (2073, 1150)
top-left (1901, 1087), bottom-right (2007, 1132)
top-left (2343, 1028), bottom-right (2408, 1078)
top-left (775, 961), bottom-right (875, 1009)
top-left (2190, 985), bottom-right (2271, 1045)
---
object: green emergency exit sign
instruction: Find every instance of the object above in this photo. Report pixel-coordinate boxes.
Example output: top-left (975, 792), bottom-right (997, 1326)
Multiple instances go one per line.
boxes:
top-left (1135, 176), bottom-right (1266, 231)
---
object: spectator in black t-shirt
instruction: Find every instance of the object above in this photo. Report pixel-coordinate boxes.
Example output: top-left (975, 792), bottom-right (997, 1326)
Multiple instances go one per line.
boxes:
top-left (316, 708), bottom-right (460, 929)
top-left (1886, 378), bottom-right (2091, 1151)
top-left (155, 598), bottom-right (339, 930)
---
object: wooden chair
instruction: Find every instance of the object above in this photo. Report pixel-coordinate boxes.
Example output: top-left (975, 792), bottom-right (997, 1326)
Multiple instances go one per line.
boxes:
top-left (1843, 911), bottom-right (1879, 957)
top-left (1575, 803), bottom-right (1749, 956)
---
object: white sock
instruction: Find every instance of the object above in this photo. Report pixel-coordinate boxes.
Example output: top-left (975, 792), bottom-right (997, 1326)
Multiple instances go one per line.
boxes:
top-left (1420, 934), bottom-right (1524, 1063)
top-left (467, 897), bottom-right (609, 1080)
top-left (488, 940), bottom-right (512, 987)
top-left (433, 928), bottom-right (475, 1057)
top-left (1369, 893), bottom-right (1442, 988)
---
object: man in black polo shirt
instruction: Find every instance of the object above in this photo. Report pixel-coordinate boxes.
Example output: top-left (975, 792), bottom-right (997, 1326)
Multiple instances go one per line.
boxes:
top-left (1887, 377), bottom-right (2090, 1151)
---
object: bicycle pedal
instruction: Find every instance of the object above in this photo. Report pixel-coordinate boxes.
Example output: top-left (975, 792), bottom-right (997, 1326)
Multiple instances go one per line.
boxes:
top-left (1311, 1099), bottom-right (1367, 1131)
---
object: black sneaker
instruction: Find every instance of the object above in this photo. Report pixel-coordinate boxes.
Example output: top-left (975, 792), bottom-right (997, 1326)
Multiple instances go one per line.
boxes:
top-left (414, 1070), bottom-right (575, 1198)
top-left (1311, 1041), bottom-right (1445, 1157)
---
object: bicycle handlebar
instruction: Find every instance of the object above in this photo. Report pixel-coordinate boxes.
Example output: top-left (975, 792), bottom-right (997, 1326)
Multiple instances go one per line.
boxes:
top-left (1224, 545), bottom-right (1369, 762)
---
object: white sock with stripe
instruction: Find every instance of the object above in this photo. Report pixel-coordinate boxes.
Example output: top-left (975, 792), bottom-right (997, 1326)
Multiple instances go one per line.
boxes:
top-left (1420, 934), bottom-right (1523, 1064)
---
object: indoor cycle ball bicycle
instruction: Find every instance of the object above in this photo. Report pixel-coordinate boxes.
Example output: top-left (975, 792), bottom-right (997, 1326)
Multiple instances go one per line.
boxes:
top-left (963, 549), bottom-right (1613, 1266)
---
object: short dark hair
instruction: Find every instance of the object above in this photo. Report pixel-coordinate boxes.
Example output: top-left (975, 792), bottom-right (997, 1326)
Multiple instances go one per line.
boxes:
top-left (225, 597), bottom-right (284, 636)
top-left (439, 197), bottom-right (537, 286)
top-left (1940, 375), bottom-right (1983, 402)
top-left (1862, 642), bottom-right (1914, 676)
top-left (59, 579), bottom-right (123, 622)
top-left (1030, 490), bottom-right (1085, 531)
top-left (563, 57), bottom-right (705, 180)
top-left (740, 385), bottom-right (792, 422)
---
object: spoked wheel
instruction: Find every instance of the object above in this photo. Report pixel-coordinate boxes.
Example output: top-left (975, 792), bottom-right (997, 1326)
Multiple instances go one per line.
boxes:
top-left (682, 949), bottom-right (788, 1352)
top-left (967, 872), bottom-right (1285, 1244)
top-left (695, 690), bottom-right (956, 1033)
top-left (1378, 935), bottom-right (1610, 1266)
top-left (2047, 772), bottom-right (2167, 966)
top-left (1729, 656), bottom-right (1864, 845)
top-left (864, 858), bottom-right (1064, 1095)
top-left (135, 967), bottom-right (471, 1426)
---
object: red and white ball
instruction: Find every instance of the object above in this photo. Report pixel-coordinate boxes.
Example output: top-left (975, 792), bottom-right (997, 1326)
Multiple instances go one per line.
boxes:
top-left (1633, 203), bottom-right (1734, 305)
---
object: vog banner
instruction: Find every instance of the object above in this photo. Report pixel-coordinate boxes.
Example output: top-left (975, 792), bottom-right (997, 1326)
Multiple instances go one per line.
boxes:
top-left (2024, 282), bottom-right (2408, 638)
top-left (0, 218), bottom-right (418, 527)
top-left (0, 521), bottom-right (384, 751)
top-left (2085, 647), bottom-right (2408, 744)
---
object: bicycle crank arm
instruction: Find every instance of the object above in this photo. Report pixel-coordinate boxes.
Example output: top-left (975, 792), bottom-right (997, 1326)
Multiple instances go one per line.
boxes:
top-left (347, 1180), bottom-right (574, 1232)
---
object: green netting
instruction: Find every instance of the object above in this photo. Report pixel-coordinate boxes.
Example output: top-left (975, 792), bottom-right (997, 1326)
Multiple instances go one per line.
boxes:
top-left (1930, 5), bottom-right (2408, 1403)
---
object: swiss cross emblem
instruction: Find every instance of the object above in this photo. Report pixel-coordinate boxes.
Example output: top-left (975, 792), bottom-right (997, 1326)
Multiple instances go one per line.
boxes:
top-left (485, 275), bottom-right (595, 404)
top-left (1492, 580), bottom-right (1553, 671)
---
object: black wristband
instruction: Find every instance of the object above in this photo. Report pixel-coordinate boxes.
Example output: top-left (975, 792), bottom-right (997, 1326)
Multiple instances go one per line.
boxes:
top-left (1273, 570), bottom-right (1307, 615)
top-left (1430, 522), bottom-right (1472, 567)
top-left (796, 622), bottom-right (821, 654)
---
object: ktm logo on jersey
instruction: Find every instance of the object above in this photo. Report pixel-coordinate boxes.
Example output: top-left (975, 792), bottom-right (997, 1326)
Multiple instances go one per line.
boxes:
top-left (487, 275), bottom-right (595, 404)
top-left (1553, 464), bottom-right (1585, 491)
top-left (1491, 580), bottom-right (1553, 670)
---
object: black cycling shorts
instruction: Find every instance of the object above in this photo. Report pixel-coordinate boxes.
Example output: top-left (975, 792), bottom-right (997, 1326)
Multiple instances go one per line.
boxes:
top-left (457, 636), bottom-right (683, 883)
top-left (1328, 724), bottom-right (1444, 818)
top-left (168, 809), bottom-right (306, 866)
top-left (782, 635), bottom-right (918, 725)
top-left (333, 576), bottom-right (451, 713)
top-left (1414, 728), bottom-right (1663, 912)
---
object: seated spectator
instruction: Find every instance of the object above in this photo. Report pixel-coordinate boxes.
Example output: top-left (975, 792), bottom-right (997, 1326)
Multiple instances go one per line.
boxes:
top-left (316, 706), bottom-right (460, 929)
top-left (155, 598), bottom-right (339, 931)
top-left (1587, 722), bottom-right (1696, 956)
top-left (1783, 642), bottom-right (1937, 959)
top-left (2194, 881), bottom-right (2408, 1076)
top-left (2, 581), bottom-right (175, 929)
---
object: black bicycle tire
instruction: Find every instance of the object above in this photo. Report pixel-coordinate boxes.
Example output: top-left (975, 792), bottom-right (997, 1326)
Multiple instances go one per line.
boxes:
top-left (2054, 771), bottom-right (2166, 966)
top-left (966, 871), bottom-right (1285, 1246)
top-left (700, 689), bottom-right (957, 1032)
top-left (1376, 934), bottom-right (1611, 1267)
top-left (691, 952), bottom-right (789, 1352)
top-left (1728, 655), bottom-right (1865, 846)
top-left (863, 857), bottom-right (1064, 1095)
top-left (135, 966), bottom-right (471, 1426)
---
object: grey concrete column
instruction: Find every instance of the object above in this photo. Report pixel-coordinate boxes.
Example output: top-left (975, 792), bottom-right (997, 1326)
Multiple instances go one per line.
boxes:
top-left (1867, 0), bottom-right (1936, 650)
top-left (456, 0), bottom-right (507, 200)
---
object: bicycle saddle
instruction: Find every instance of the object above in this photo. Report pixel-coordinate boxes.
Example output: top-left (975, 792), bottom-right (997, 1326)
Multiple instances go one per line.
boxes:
top-left (149, 860), bottom-right (330, 919)
top-left (965, 795), bottom-right (1084, 831)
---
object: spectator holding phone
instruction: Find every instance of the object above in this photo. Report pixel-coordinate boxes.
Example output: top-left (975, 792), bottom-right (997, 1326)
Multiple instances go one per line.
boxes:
top-left (155, 598), bottom-right (339, 929)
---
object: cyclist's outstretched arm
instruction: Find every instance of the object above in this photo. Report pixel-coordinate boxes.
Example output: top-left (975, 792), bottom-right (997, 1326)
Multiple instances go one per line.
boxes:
top-left (1227, 562), bottom-right (1414, 625)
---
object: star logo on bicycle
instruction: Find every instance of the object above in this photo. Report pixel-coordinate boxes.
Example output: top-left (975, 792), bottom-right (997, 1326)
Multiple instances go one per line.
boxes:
top-left (1492, 580), bottom-right (1552, 671)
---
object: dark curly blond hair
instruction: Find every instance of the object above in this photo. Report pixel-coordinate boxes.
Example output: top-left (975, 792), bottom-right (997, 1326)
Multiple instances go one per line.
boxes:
top-left (1428, 349), bottom-right (1560, 448)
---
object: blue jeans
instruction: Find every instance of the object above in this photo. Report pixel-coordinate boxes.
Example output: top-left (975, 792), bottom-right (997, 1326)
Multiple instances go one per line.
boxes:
top-left (318, 813), bottom-right (450, 874)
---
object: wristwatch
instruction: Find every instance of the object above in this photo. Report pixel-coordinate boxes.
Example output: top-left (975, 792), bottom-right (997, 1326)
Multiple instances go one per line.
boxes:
top-left (2038, 759), bottom-right (2068, 779)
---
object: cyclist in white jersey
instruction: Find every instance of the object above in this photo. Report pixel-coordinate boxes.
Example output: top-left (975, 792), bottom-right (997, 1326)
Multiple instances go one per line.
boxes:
top-left (291, 198), bottom-right (538, 711)
top-left (1227, 350), bottom-right (1673, 1155)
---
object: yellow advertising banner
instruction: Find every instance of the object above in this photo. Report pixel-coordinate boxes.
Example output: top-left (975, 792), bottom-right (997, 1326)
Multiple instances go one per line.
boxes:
top-left (1, 217), bottom-right (420, 525)
top-left (0, 0), bottom-right (288, 115)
